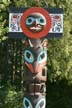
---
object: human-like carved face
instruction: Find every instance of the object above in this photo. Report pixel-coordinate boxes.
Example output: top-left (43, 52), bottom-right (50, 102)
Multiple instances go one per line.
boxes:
top-left (25, 13), bottom-right (46, 33)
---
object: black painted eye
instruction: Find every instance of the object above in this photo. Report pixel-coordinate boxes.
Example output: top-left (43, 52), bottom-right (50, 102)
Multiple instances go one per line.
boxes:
top-left (40, 101), bottom-right (44, 107)
top-left (26, 17), bottom-right (34, 25)
top-left (40, 18), bottom-right (44, 23)
top-left (23, 97), bottom-right (33, 108)
top-left (40, 53), bottom-right (45, 59)
top-left (24, 50), bottom-right (34, 63)
top-left (38, 18), bottom-right (46, 25)
top-left (35, 98), bottom-right (46, 108)
top-left (26, 52), bottom-right (31, 59)
top-left (28, 18), bottom-right (32, 23)
top-left (25, 100), bottom-right (29, 107)
top-left (37, 50), bottom-right (47, 64)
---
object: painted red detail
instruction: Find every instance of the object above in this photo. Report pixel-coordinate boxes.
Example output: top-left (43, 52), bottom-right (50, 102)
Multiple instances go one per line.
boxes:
top-left (20, 7), bottom-right (52, 39)
top-left (25, 63), bottom-right (34, 73)
top-left (25, 61), bottom-right (46, 73)
top-left (13, 15), bottom-right (18, 18)
top-left (35, 61), bottom-right (46, 73)
top-left (55, 15), bottom-right (60, 19)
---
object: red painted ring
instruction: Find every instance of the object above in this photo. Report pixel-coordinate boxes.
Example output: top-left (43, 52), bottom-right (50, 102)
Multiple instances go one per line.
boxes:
top-left (20, 7), bottom-right (52, 39)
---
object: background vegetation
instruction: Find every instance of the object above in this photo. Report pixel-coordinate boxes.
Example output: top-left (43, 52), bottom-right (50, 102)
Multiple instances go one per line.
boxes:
top-left (0, 0), bottom-right (72, 108)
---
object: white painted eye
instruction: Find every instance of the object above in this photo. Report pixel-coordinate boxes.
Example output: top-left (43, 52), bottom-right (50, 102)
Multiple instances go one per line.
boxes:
top-left (35, 98), bottom-right (46, 108)
top-left (23, 97), bottom-right (33, 108)
top-left (37, 50), bottom-right (47, 64)
top-left (26, 17), bottom-right (34, 25)
top-left (24, 50), bottom-right (34, 63)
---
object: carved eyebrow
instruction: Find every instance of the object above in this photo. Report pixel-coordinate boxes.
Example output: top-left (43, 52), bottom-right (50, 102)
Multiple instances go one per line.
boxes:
top-left (28, 40), bottom-right (33, 47)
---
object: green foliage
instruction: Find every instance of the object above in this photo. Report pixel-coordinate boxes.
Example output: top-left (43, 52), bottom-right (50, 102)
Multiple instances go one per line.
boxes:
top-left (0, 85), bottom-right (23, 108)
top-left (0, 0), bottom-right (10, 40)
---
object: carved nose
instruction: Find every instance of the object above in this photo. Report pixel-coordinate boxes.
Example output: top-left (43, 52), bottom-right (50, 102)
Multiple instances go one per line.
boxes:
top-left (34, 61), bottom-right (37, 68)
top-left (33, 61), bottom-right (41, 73)
top-left (33, 20), bottom-right (39, 25)
top-left (33, 61), bottom-right (38, 73)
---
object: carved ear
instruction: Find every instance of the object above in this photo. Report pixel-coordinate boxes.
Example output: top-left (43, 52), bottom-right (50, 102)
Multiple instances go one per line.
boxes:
top-left (22, 40), bottom-right (28, 46)
top-left (28, 39), bottom-right (33, 47)
top-left (22, 39), bottom-right (34, 46)
top-left (42, 39), bottom-right (48, 47)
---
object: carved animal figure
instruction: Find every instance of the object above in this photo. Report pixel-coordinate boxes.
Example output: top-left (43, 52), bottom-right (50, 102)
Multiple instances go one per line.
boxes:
top-left (23, 39), bottom-right (48, 108)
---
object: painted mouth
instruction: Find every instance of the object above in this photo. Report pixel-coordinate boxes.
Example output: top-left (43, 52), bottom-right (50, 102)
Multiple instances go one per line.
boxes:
top-left (30, 26), bottom-right (42, 30)
top-left (28, 25), bottom-right (43, 32)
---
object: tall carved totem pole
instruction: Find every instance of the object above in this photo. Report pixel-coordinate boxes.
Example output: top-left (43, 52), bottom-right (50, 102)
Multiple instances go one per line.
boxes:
top-left (9, 7), bottom-right (63, 108)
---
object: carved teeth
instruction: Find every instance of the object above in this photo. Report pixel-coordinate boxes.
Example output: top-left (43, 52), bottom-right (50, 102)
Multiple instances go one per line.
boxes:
top-left (30, 27), bottom-right (41, 30)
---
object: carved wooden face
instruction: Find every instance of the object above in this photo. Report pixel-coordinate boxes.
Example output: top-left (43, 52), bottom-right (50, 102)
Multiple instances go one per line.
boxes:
top-left (25, 13), bottom-right (46, 33)
top-left (24, 39), bottom-right (48, 73)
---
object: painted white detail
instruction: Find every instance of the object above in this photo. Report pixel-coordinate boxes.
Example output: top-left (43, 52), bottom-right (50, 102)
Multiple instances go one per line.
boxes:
top-left (35, 98), bottom-right (46, 108)
top-left (49, 14), bottom-right (63, 33)
top-left (9, 13), bottom-right (63, 33)
top-left (23, 97), bottom-right (32, 108)
top-left (9, 13), bottom-right (22, 32)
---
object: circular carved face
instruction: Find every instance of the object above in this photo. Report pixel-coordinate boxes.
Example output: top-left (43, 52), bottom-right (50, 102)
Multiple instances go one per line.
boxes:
top-left (20, 7), bottom-right (52, 39)
top-left (25, 13), bottom-right (46, 33)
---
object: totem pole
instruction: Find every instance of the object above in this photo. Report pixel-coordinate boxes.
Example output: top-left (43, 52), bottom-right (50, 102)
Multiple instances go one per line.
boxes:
top-left (9, 7), bottom-right (63, 108)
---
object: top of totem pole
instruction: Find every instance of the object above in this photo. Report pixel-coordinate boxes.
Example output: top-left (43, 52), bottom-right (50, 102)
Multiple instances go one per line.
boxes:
top-left (9, 7), bottom-right (63, 39)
